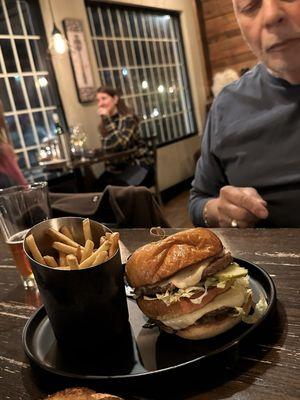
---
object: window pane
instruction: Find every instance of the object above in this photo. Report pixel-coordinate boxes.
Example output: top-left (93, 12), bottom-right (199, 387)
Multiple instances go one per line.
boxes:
top-left (0, 79), bottom-right (12, 112)
top-left (28, 149), bottom-right (39, 166)
top-left (97, 41), bottom-right (109, 67)
top-left (119, 12), bottom-right (129, 37)
top-left (90, 7), bottom-right (103, 36)
top-left (0, 6), bottom-right (9, 34)
top-left (101, 9), bottom-right (112, 36)
top-left (6, 115), bottom-right (21, 149)
top-left (125, 42), bottom-right (134, 65)
top-left (19, 114), bottom-right (36, 146)
top-left (127, 12), bottom-right (137, 37)
top-left (20, 1), bottom-right (36, 35)
top-left (16, 40), bottom-right (31, 72)
top-left (17, 152), bottom-right (26, 169)
top-left (39, 77), bottom-right (53, 107)
top-left (32, 112), bottom-right (48, 143)
top-left (1, 39), bottom-right (17, 73)
top-left (107, 40), bottom-right (116, 65)
top-left (29, 40), bottom-right (46, 71)
top-left (24, 76), bottom-right (40, 108)
top-left (110, 9), bottom-right (120, 37)
top-left (117, 41), bottom-right (126, 65)
top-left (9, 77), bottom-right (26, 110)
top-left (6, 1), bottom-right (23, 35)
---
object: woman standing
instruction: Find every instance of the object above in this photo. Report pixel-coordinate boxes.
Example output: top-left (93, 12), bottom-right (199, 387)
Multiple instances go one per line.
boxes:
top-left (96, 86), bottom-right (153, 189)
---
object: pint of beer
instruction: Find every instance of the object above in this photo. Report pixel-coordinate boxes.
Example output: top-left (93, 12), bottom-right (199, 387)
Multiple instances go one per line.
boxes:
top-left (0, 183), bottom-right (50, 289)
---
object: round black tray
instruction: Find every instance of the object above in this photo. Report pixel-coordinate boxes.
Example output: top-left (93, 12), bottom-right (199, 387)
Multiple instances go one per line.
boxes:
top-left (22, 258), bottom-right (276, 381)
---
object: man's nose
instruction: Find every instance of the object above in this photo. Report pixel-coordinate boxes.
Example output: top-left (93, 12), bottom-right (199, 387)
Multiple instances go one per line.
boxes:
top-left (262, 0), bottom-right (285, 29)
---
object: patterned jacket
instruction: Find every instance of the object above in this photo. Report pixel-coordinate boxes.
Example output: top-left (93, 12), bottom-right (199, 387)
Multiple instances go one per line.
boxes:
top-left (101, 113), bottom-right (153, 173)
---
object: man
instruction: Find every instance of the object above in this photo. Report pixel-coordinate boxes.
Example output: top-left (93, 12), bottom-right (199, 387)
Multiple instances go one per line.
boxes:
top-left (189, 0), bottom-right (300, 228)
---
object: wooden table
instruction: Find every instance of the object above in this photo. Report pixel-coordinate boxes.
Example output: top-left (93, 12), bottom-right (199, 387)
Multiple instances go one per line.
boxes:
top-left (0, 228), bottom-right (299, 399)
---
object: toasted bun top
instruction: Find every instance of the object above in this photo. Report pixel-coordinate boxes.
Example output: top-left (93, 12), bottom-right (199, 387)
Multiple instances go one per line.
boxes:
top-left (125, 228), bottom-right (223, 288)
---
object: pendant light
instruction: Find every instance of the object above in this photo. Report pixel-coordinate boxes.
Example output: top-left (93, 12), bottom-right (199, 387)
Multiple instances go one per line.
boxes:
top-left (48, 0), bottom-right (68, 55)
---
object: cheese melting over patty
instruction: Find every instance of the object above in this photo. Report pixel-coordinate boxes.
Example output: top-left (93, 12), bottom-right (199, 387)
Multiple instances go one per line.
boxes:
top-left (158, 284), bottom-right (248, 330)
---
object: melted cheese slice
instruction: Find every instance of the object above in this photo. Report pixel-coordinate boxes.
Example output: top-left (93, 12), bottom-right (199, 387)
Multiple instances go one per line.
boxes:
top-left (158, 285), bottom-right (247, 330)
top-left (171, 261), bottom-right (210, 289)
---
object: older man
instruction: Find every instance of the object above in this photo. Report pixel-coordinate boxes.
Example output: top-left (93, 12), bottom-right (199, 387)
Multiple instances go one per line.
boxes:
top-left (189, 0), bottom-right (300, 228)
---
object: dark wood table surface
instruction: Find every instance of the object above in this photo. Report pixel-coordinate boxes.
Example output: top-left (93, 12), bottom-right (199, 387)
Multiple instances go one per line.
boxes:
top-left (0, 228), bottom-right (299, 399)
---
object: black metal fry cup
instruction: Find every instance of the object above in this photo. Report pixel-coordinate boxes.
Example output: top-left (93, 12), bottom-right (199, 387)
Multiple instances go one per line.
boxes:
top-left (23, 217), bottom-right (131, 360)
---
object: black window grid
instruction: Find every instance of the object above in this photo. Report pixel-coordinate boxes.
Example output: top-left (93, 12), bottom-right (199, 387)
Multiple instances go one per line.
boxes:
top-left (87, 2), bottom-right (197, 145)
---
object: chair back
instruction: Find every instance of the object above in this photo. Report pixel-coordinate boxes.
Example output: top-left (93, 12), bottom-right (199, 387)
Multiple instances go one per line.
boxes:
top-left (145, 134), bottom-right (162, 205)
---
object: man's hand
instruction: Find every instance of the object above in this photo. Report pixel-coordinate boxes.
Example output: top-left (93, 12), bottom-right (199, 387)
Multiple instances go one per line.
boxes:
top-left (204, 186), bottom-right (269, 228)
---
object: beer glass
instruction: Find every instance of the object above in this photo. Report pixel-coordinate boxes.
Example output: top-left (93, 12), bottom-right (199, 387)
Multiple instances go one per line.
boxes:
top-left (0, 182), bottom-right (50, 288)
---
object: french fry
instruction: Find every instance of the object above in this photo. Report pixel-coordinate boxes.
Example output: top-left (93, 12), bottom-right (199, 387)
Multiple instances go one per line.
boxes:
top-left (81, 239), bottom-right (94, 263)
top-left (92, 251), bottom-right (108, 266)
top-left (79, 240), bottom-right (110, 269)
top-left (59, 252), bottom-right (66, 267)
top-left (83, 218), bottom-right (92, 242)
top-left (105, 232), bottom-right (112, 239)
top-left (66, 254), bottom-right (79, 269)
top-left (47, 227), bottom-right (83, 249)
top-left (108, 232), bottom-right (120, 258)
top-left (100, 236), bottom-right (106, 246)
top-left (26, 234), bottom-right (45, 264)
top-left (57, 266), bottom-right (71, 270)
top-left (76, 245), bottom-right (82, 262)
top-left (43, 255), bottom-right (58, 268)
top-left (60, 226), bottom-right (74, 241)
top-left (52, 241), bottom-right (78, 255)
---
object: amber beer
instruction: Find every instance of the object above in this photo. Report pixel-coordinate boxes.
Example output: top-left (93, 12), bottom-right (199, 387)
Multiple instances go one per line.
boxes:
top-left (6, 229), bottom-right (35, 288)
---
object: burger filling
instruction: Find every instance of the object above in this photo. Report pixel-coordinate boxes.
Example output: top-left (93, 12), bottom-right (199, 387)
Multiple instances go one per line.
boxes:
top-left (137, 259), bottom-right (249, 310)
top-left (157, 280), bottom-right (251, 330)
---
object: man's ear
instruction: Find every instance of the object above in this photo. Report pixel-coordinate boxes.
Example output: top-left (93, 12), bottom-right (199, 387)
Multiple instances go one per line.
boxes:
top-left (113, 95), bottom-right (119, 105)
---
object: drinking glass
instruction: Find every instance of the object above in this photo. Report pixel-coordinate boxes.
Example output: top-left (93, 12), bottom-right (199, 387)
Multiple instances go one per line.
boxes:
top-left (0, 182), bottom-right (50, 289)
top-left (70, 124), bottom-right (87, 161)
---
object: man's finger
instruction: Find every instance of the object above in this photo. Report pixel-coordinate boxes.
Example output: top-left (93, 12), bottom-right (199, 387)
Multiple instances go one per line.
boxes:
top-left (220, 186), bottom-right (268, 219)
top-left (239, 189), bottom-right (269, 219)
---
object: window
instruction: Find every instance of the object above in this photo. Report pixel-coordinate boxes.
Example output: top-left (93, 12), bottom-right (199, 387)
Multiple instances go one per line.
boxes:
top-left (86, 2), bottom-right (197, 145)
top-left (0, 0), bottom-right (65, 169)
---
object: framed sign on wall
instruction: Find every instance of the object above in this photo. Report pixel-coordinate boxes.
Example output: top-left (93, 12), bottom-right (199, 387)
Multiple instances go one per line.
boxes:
top-left (63, 19), bottom-right (95, 103)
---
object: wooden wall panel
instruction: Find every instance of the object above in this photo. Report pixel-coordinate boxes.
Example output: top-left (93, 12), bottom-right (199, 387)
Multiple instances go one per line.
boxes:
top-left (196, 0), bottom-right (257, 85)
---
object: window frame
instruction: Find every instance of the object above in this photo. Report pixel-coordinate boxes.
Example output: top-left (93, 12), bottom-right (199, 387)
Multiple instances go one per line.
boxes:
top-left (0, 0), bottom-right (67, 169)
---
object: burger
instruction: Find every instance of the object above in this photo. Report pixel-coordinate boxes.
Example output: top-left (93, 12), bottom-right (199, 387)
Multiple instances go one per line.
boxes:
top-left (125, 228), bottom-right (253, 340)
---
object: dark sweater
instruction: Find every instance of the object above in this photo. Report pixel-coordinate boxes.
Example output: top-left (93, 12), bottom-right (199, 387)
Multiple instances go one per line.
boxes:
top-left (189, 63), bottom-right (300, 228)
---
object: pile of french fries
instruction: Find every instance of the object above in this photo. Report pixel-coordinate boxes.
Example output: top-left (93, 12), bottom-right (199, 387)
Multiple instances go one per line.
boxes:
top-left (25, 218), bottom-right (120, 270)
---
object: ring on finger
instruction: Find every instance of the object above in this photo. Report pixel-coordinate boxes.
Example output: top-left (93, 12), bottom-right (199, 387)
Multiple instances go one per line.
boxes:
top-left (231, 219), bottom-right (238, 228)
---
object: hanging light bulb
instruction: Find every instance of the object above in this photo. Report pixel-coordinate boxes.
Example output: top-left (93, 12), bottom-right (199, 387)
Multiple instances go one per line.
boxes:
top-left (51, 25), bottom-right (68, 54)
top-left (48, 0), bottom-right (68, 55)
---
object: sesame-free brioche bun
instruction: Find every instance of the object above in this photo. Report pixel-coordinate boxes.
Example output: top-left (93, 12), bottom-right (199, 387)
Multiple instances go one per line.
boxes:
top-left (125, 228), bottom-right (223, 288)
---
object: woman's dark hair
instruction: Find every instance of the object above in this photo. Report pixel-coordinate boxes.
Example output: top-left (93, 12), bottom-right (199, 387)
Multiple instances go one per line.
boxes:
top-left (97, 86), bottom-right (137, 118)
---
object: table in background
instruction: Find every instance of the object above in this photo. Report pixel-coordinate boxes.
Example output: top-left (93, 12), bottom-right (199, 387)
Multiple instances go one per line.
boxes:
top-left (0, 228), bottom-right (299, 399)
top-left (25, 148), bottom-right (139, 193)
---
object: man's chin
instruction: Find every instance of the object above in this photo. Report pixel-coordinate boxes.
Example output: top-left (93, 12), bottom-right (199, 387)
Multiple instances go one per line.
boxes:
top-left (264, 56), bottom-right (300, 84)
